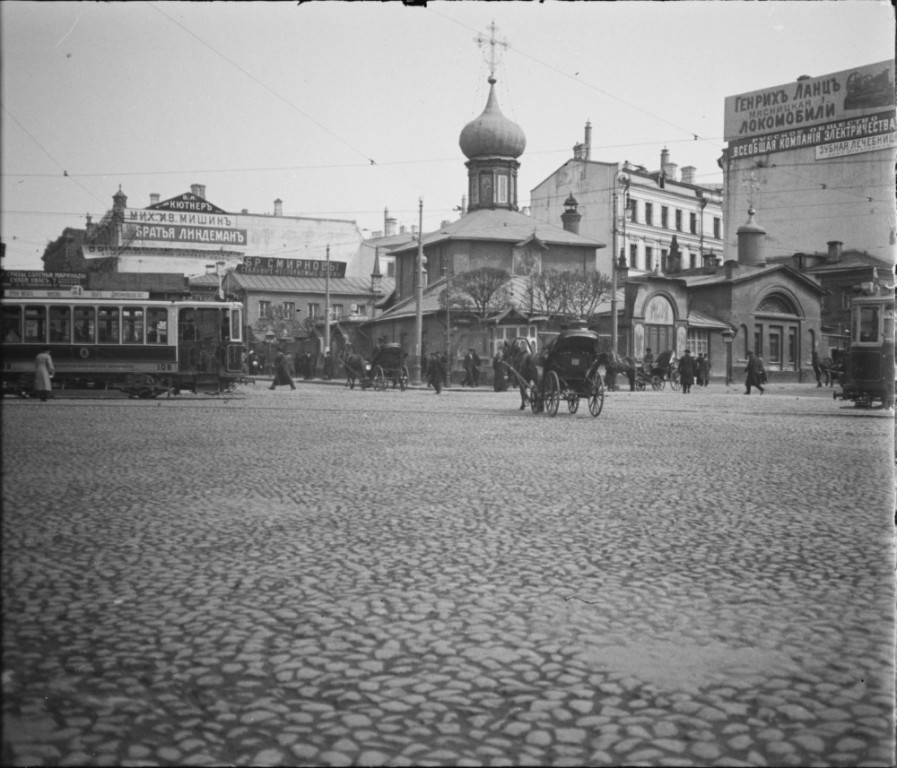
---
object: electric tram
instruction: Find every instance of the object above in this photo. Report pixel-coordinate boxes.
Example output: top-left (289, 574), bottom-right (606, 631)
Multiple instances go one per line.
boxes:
top-left (833, 291), bottom-right (895, 408)
top-left (2, 295), bottom-right (244, 397)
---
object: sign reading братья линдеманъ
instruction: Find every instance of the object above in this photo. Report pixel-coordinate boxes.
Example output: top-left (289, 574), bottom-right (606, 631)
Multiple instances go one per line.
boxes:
top-left (724, 59), bottom-right (895, 158)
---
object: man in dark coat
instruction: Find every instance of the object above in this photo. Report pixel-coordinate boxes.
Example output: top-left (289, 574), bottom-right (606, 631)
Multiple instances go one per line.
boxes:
top-left (426, 352), bottom-right (446, 394)
top-left (745, 350), bottom-right (765, 395)
top-left (677, 349), bottom-right (696, 394)
top-left (492, 349), bottom-right (508, 392)
top-left (269, 348), bottom-right (296, 391)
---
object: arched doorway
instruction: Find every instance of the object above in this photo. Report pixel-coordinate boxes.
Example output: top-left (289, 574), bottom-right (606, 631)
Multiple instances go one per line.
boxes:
top-left (644, 294), bottom-right (677, 356)
top-left (754, 292), bottom-right (803, 372)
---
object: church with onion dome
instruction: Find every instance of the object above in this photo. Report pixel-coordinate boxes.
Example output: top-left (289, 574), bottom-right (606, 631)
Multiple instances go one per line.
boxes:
top-left (368, 64), bottom-right (607, 379)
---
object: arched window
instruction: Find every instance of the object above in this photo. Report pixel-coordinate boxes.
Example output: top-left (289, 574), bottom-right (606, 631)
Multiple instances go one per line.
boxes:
top-left (756, 293), bottom-right (797, 315)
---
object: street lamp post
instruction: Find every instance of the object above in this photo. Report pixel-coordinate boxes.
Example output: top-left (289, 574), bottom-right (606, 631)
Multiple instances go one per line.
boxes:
top-left (722, 328), bottom-right (735, 386)
top-left (412, 198), bottom-right (424, 385)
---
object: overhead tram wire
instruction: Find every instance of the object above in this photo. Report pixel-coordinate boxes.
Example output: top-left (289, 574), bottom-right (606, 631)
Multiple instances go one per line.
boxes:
top-left (430, 8), bottom-right (724, 160)
top-left (2, 103), bottom-right (108, 206)
top-left (146, 2), bottom-right (458, 213)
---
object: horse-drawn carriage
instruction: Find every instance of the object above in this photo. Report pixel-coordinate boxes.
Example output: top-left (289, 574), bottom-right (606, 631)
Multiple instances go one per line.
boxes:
top-left (540, 330), bottom-right (607, 416)
top-left (635, 349), bottom-right (679, 391)
top-left (501, 330), bottom-right (606, 417)
top-left (341, 342), bottom-right (409, 392)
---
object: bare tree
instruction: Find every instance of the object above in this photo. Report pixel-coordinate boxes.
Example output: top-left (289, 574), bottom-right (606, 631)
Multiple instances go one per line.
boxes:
top-left (530, 269), bottom-right (566, 320)
top-left (441, 267), bottom-right (511, 321)
top-left (566, 271), bottom-right (613, 322)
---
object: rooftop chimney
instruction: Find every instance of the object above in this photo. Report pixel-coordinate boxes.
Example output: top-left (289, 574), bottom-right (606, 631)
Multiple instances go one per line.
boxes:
top-left (680, 166), bottom-right (696, 185)
top-left (149, 193), bottom-right (160, 206)
top-left (660, 148), bottom-right (678, 182)
top-left (385, 216), bottom-right (397, 237)
top-left (273, 199), bottom-right (283, 217)
top-left (826, 240), bottom-right (843, 263)
top-left (190, 184), bottom-right (206, 199)
top-left (584, 121), bottom-right (592, 161)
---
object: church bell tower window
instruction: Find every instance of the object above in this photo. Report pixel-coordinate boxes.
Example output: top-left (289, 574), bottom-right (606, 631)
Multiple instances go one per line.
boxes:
top-left (497, 174), bottom-right (508, 205)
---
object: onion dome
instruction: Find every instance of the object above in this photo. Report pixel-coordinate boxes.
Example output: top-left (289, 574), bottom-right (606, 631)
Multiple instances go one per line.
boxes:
top-left (459, 77), bottom-right (526, 160)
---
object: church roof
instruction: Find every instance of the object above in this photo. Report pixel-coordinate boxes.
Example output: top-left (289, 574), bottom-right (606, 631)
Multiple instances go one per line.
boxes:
top-left (459, 78), bottom-right (526, 160)
top-left (388, 208), bottom-right (605, 256)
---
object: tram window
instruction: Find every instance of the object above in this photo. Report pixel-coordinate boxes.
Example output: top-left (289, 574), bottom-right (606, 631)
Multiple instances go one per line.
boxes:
top-left (98, 306), bottom-right (120, 344)
top-left (73, 307), bottom-right (96, 343)
top-left (147, 308), bottom-right (168, 344)
top-left (858, 307), bottom-right (879, 343)
top-left (49, 306), bottom-right (72, 343)
top-left (230, 309), bottom-right (242, 341)
top-left (24, 306), bottom-right (47, 343)
top-left (179, 309), bottom-right (197, 341)
top-left (197, 309), bottom-right (220, 340)
top-left (2, 305), bottom-right (22, 343)
top-left (122, 307), bottom-right (144, 344)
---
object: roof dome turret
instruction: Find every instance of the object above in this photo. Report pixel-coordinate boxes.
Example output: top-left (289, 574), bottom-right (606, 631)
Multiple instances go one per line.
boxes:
top-left (459, 78), bottom-right (526, 160)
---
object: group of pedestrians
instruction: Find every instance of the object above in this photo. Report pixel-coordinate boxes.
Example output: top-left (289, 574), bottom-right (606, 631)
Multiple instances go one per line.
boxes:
top-left (675, 350), bottom-right (711, 394)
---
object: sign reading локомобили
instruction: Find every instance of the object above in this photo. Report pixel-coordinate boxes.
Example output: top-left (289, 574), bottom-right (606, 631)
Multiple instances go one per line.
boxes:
top-left (724, 59), bottom-right (895, 160)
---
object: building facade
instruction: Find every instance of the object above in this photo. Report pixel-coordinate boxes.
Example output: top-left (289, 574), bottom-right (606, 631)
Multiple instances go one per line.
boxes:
top-left (368, 73), bottom-right (605, 380)
top-left (45, 184), bottom-right (370, 280)
top-left (530, 129), bottom-right (725, 277)
top-left (720, 59), bottom-right (896, 265)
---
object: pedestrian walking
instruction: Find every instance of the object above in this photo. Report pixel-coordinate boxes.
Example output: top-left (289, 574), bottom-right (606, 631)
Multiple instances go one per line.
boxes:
top-left (34, 346), bottom-right (54, 401)
top-left (440, 353), bottom-right (449, 388)
top-left (427, 352), bottom-right (446, 394)
top-left (323, 349), bottom-right (333, 380)
top-left (812, 349), bottom-right (823, 387)
top-left (700, 354), bottom-right (711, 386)
top-left (269, 347), bottom-right (296, 391)
top-left (745, 350), bottom-right (765, 395)
top-left (677, 348), bottom-right (696, 394)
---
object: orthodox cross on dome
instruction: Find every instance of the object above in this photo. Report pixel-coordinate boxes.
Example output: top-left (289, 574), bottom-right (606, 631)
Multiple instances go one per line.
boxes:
top-left (475, 20), bottom-right (509, 81)
top-left (742, 172), bottom-right (761, 213)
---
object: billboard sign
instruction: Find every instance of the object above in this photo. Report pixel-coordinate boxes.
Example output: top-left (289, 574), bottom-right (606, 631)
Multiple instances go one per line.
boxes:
top-left (724, 59), bottom-right (895, 144)
top-left (123, 195), bottom-right (246, 249)
top-left (1, 270), bottom-right (86, 289)
top-left (237, 257), bottom-right (347, 278)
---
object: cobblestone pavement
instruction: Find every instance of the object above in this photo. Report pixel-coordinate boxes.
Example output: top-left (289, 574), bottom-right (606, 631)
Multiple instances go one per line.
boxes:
top-left (2, 382), bottom-right (895, 767)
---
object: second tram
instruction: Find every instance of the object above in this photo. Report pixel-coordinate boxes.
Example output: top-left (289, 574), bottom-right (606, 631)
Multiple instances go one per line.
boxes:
top-left (834, 292), bottom-right (895, 408)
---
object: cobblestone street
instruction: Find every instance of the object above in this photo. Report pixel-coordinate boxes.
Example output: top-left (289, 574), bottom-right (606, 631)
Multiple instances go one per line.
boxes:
top-left (2, 382), bottom-right (895, 767)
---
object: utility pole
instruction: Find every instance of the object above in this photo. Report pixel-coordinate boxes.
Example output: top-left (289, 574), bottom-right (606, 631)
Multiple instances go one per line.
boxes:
top-left (443, 265), bottom-right (451, 387)
top-left (412, 198), bottom-right (424, 384)
top-left (324, 244), bottom-right (331, 365)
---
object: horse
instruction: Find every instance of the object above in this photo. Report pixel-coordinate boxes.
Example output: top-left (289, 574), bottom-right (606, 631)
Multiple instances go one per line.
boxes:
top-left (501, 338), bottom-right (543, 411)
top-left (816, 356), bottom-right (844, 387)
top-left (341, 351), bottom-right (368, 389)
top-left (596, 350), bottom-right (637, 391)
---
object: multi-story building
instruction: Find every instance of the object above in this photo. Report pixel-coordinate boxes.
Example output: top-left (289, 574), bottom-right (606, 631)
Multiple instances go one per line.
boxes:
top-left (720, 59), bottom-right (895, 264)
top-left (530, 127), bottom-right (724, 277)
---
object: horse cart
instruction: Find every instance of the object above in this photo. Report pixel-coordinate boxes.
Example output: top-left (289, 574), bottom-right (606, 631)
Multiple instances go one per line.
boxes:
top-left (637, 349), bottom-right (679, 391)
top-left (538, 329), bottom-right (607, 417)
top-left (370, 342), bottom-right (410, 392)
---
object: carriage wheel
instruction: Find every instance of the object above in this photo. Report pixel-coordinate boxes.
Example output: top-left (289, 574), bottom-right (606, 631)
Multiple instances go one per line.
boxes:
top-left (374, 366), bottom-right (386, 391)
top-left (635, 377), bottom-right (646, 392)
top-left (568, 395), bottom-right (580, 414)
top-left (399, 365), bottom-right (409, 391)
top-left (651, 375), bottom-right (664, 391)
top-left (545, 372), bottom-right (560, 417)
top-left (588, 374), bottom-right (605, 417)
top-left (529, 384), bottom-right (542, 414)
top-left (670, 370), bottom-right (681, 391)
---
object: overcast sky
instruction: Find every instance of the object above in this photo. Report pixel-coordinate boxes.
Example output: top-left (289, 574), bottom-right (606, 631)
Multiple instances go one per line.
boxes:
top-left (1, 0), bottom-right (893, 271)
